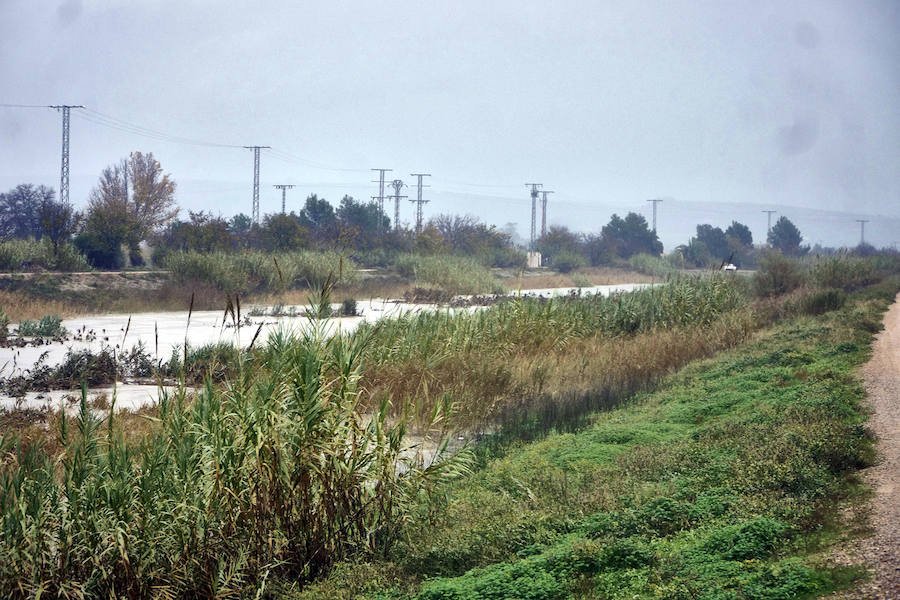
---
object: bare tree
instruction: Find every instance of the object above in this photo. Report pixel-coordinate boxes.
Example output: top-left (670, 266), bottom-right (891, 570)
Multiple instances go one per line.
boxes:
top-left (127, 151), bottom-right (178, 238)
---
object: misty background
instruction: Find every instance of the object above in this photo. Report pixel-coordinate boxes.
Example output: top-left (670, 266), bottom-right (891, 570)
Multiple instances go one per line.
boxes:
top-left (1, 0), bottom-right (898, 250)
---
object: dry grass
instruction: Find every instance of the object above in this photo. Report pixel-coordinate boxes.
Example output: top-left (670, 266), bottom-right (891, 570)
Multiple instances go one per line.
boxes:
top-left (0, 290), bottom-right (80, 321)
top-left (362, 311), bottom-right (757, 433)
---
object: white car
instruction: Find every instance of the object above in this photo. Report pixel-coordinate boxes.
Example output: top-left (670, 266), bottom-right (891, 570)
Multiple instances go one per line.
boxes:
top-left (723, 263), bottom-right (738, 271)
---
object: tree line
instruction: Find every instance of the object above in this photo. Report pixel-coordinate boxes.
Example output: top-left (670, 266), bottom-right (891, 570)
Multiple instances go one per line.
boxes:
top-left (0, 151), bottom-right (888, 272)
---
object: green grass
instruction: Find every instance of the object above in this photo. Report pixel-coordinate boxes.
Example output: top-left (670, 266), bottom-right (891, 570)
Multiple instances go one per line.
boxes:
top-left (291, 280), bottom-right (899, 599)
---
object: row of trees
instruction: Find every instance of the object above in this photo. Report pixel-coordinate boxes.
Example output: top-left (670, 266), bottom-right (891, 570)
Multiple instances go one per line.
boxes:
top-left (0, 184), bottom-right (80, 258)
top-left (1, 150), bottom-right (880, 272)
top-left (675, 217), bottom-right (807, 268)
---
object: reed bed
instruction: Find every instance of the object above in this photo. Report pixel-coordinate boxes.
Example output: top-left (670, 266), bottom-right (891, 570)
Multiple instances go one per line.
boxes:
top-left (163, 250), bottom-right (358, 292)
top-left (0, 312), bottom-right (468, 598)
top-left (393, 254), bottom-right (502, 295)
top-left (354, 276), bottom-right (747, 431)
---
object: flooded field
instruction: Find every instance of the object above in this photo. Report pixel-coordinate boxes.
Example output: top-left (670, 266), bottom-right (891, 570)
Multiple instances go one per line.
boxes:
top-left (0, 283), bottom-right (648, 412)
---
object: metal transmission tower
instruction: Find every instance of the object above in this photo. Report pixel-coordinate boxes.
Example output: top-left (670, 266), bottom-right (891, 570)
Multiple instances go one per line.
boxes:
top-left (273, 184), bottom-right (295, 214)
top-left (646, 198), bottom-right (663, 233)
top-left (371, 168), bottom-right (392, 233)
top-left (49, 105), bottom-right (84, 205)
top-left (856, 219), bottom-right (869, 245)
top-left (525, 183), bottom-right (542, 250)
top-left (762, 210), bottom-right (777, 241)
top-left (389, 179), bottom-right (407, 231)
top-left (244, 146), bottom-right (270, 223)
top-left (410, 173), bottom-right (431, 233)
top-left (540, 190), bottom-right (554, 238)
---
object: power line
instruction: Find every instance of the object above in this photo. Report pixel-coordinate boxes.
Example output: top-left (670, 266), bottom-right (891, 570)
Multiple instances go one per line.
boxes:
top-left (273, 184), bottom-right (295, 214)
top-left (244, 146), bottom-right (270, 223)
top-left (410, 173), bottom-right (431, 233)
top-left (0, 103), bottom-right (51, 108)
top-left (49, 105), bottom-right (84, 205)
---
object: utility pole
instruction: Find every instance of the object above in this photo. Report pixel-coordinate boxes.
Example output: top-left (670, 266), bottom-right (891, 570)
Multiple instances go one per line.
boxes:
top-left (646, 198), bottom-right (663, 233)
top-left (49, 105), bottom-right (84, 205)
top-left (389, 179), bottom-right (407, 231)
top-left (762, 210), bottom-right (777, 241)
top-left (371, 168), bottom-right (392, 234)
top-left (525, 183), bottom-right (542, 250)
top-left (409, 174), bottom-right (431, 233)
top-left (540, 190), bottom-right (554, 238)
top-left (244, 146), bottom-right (270, 223)
top-left (273, 184), bottom-right (295, 214)
top-left (856, 219), bottom-right (869, 245)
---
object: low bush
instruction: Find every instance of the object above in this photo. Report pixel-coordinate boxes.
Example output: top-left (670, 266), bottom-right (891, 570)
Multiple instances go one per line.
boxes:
top-left (628, 253), bottom-right (679, 278)
top-left (809, 256), bottom-right (878, 291)
top-left (0, 239), bottom-right (89, 272)
top-left (549, 250), bottom-right (586, 273)
top-left (16, 314), bottom-right (67, 338)
top-left (754, 251), bottom-right (805, 297)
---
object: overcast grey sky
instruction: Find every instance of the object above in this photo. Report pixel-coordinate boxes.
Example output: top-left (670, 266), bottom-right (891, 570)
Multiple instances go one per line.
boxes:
top-left (1, 0), bottom-right (898, 248)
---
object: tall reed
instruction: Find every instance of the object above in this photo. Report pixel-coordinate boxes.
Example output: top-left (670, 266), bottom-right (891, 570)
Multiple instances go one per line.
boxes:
top-left (164, 250), bottom-right (358, 292)
top-left (0, 304), bottom-right (468, 597)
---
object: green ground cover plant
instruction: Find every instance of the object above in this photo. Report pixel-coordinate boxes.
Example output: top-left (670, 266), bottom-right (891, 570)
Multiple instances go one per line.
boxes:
top-left (290, 277), bottom-right (900, 599)
top-left (15, 314), bottom-right (67, 338)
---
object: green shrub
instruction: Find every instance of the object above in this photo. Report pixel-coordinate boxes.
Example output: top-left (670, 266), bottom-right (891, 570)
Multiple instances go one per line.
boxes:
top-left (628, 253), bottom-right (679, 278)
top-left (796, 288), bottom-right (846, 315)
top-left (754, 251), bottom-right (805, 297)
top-left (0, 308), bottom-right (8, 341)
top-left (481, 245), bottom-right (527, 269)
top-left (809, 256), bottom-right (877, 291)
top-left (74, 232), bottom-right (126, 269)
top-left (701, 518), bottom-right (787, 560)
top-left (16, 315), bottom-right (67, 338)
top-left (549, 250), bottom-right (586, 273)
top-left (0, 239), bottom-right (89, 272)
top-left (0, 242), bottom-right (25, 271)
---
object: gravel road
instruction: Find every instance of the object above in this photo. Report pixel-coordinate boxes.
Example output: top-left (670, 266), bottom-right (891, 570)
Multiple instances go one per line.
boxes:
top-left (842, 293), bottom-right (900, 598)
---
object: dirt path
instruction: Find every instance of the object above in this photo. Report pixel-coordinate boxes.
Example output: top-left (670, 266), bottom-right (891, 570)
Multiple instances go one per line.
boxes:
top-left (846, 292), bottom-right (900, 598)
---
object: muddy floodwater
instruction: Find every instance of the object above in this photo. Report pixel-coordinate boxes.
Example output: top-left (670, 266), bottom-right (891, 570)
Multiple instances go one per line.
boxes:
top-left (1, 283), bottom-right (649, 412)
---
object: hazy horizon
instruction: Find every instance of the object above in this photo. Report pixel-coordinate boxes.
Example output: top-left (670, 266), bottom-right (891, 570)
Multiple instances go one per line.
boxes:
top-left (2, 0), bottom-right (898, 249)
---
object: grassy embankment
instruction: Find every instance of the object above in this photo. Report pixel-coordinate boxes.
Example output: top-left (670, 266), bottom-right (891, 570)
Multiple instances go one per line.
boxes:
top-left (0, 256), bottom-right (896, 598)
top-left (289, 276), bottom-right (900, 600)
